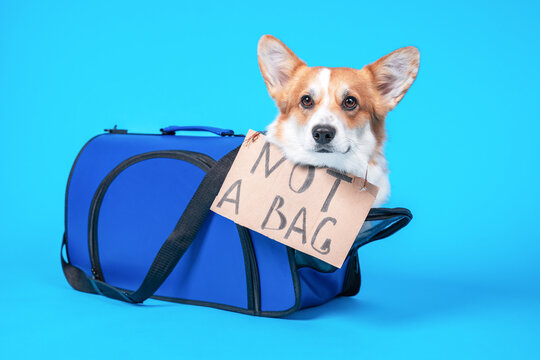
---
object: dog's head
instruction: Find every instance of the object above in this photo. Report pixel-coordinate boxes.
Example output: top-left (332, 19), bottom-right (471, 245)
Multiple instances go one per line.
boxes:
top-left (257, 35), bottom-right (420, 174)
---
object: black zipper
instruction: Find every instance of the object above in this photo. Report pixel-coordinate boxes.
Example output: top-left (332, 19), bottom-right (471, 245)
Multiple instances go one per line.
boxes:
top-left (236, 225), bottom-right (261, 314)
top-left (86, 148), bottom-right (261, 313)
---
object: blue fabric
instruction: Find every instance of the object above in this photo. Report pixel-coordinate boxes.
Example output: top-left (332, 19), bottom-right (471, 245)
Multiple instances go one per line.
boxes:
top-left (298, 258), bottom-right (350, 308)
top-left (249, 231), bottom-right (297, 312)
top-left (66, 133), bottom-right (244, 276)
top-left (97, 158), bottom-right (248, 307)
top-left (66, 133), bottom-right (249, 307)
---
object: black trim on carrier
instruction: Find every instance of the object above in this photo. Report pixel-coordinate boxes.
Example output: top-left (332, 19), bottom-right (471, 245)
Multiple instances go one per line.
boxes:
top-left (340, 252), bottom-right (361, 297)
top-left (236, 225), bottom-right (261, 314)
top-left (64, 134), bottom-right (106, 264)
top-left (61, 232), bottom-right (302, 317)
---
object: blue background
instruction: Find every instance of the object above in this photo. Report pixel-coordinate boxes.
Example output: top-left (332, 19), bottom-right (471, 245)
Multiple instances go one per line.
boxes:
top-left (1, 0), bottom-right (539, 358)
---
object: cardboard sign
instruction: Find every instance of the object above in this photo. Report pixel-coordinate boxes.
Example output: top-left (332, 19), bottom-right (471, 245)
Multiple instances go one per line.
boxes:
top-left (210, 130), bottom-right (378, 268)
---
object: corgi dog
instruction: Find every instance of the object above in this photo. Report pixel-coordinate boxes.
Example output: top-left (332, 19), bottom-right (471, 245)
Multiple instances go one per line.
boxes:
top-left (257, 35), bottom-right (420, 206)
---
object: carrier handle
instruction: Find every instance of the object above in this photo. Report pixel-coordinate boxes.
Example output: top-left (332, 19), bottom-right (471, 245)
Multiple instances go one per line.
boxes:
top-left (61, 146), bottom-right (241, 304)
top-left (160, 125), bottom-right (235, 136)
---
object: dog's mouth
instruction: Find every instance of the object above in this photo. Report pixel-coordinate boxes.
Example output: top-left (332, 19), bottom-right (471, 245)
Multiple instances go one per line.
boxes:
top-left (314, 146), bottom-right (351, 154)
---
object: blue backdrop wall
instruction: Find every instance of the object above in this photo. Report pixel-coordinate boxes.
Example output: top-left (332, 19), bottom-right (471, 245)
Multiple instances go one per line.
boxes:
top-left (1, 1), bottom-right (539, 359)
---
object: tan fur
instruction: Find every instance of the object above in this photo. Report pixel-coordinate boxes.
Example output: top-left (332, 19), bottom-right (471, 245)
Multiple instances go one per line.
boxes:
top-left (268, 64), bottom-right (390, 151)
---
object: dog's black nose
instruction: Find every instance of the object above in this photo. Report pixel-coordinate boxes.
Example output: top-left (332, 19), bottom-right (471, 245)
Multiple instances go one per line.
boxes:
top-left (312, 125), bottom-right (336, 145)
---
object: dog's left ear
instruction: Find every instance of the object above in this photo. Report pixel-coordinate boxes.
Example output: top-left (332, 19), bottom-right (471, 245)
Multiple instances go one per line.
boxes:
top-left (258, 35), bottom-right (306, 99)
top-left (367, 46), bottom-right (420, 111)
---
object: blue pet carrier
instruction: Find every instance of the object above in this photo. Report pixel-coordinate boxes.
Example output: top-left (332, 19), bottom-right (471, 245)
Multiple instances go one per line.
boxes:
top-left (61, 125), bottom-right (411, 317)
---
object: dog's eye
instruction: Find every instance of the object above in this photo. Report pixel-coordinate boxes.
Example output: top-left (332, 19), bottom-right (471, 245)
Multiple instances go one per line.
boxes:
top-left (300, 95), bottom-right (314, 109)
top-left (342, 96), bottom-right (358, 110)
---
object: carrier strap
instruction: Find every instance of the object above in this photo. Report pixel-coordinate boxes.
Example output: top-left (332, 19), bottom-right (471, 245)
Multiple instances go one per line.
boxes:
top-left (61, 146), bottom-right (240, 304)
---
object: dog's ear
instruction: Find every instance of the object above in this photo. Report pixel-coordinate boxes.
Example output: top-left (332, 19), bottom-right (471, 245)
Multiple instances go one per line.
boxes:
top-left (367, 46), bottom-right (420, 111)
top-left (258, 35), bottom-right (305, 99)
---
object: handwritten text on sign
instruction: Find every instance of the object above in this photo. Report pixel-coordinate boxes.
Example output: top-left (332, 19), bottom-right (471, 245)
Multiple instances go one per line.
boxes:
top-left (210, 130), bottom-right (378, 268)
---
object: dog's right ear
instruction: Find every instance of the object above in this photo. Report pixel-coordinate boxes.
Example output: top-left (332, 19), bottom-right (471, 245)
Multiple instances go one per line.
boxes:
top-left (258, 35), bottom-right (305, 100)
